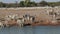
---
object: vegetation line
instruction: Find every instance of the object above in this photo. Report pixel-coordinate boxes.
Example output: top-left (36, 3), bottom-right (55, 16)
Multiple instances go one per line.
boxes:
top-left (0, 0), bottom-right (60, 7)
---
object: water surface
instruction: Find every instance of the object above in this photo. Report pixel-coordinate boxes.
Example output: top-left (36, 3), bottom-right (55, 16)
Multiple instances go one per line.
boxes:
top-left (0, 26), bottom-right (60, 34)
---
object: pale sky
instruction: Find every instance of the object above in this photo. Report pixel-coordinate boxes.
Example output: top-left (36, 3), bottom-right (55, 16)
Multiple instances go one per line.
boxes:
top-left (0, 0), bottom-right (60, 3)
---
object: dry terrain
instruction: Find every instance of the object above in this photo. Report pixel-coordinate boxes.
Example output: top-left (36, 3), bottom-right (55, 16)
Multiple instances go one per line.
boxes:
top-left (0, 7), bottom-right (60, 21)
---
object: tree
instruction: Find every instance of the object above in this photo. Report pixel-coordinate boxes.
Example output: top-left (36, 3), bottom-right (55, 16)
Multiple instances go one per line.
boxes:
top-left (24, 0), bottom-right (30, 7)
top-left (0, 2), bottom-right (7, 7)
top-left (19, 1), bottom-right (25, 7)
top-left (28, 2), bottom-right (37, 7)
top-left (0, 2), bottom-right (3, 7)
top-left (19, 0), bottom-right (36, 7)
top-left (39, 0), bottom-right (48, 6)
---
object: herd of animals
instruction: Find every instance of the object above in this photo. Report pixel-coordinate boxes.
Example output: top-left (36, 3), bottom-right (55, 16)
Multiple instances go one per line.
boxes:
top-left (0, 14), bottom-right (35, 28)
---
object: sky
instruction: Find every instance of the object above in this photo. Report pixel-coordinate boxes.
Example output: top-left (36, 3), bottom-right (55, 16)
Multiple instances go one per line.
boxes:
top-left (0, 0), bottom-right (60, 3)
